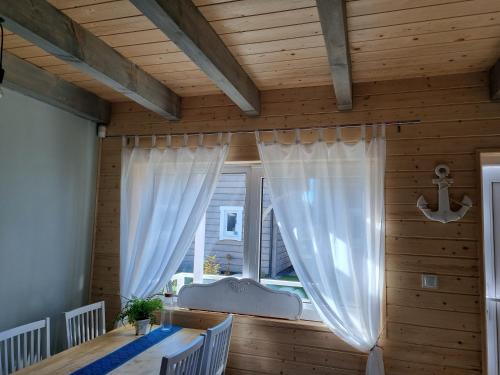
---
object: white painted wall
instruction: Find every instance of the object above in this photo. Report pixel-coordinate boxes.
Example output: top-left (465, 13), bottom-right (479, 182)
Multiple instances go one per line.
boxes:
top-left (0, 88), bottom-right (98, 352)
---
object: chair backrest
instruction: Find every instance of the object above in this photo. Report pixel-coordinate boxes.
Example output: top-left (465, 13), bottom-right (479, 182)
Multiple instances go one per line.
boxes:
top-left (200, 315), bottom-right (233, 375)
top-left (0, 318), bottom-right (50, 375)
top-left (159, 335), bottom-right (205, 375)
top-left (64, 301), bottom-right (105, 349)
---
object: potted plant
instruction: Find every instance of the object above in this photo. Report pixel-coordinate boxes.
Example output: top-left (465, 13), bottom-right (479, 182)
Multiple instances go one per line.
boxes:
top-left (116, 295), bottom-right (163, 335)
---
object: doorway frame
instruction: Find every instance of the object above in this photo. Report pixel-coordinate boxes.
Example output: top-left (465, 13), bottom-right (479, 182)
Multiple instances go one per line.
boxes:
top-left (477, 149), bottom-right (500, 375)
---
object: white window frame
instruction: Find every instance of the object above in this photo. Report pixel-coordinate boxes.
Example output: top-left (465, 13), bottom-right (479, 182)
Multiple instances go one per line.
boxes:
top-left (219, 206), bottom-right (244, 241)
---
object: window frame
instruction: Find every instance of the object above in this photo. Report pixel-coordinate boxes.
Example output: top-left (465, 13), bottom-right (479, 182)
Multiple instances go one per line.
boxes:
top-left (233, 164), bottom-right (320, 321)
top-left (185, 163), bottom-right (320, 321)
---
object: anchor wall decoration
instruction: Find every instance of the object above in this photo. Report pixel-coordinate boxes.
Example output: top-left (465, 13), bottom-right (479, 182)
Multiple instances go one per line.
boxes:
top-left (416, 164), bottom-right (472, 223)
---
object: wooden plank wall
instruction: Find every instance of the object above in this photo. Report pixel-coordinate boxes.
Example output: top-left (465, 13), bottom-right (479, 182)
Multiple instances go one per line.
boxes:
top-left (170, 309), bottom-right (368, 375)
top-left (93, 71), bottom-right (500, 374)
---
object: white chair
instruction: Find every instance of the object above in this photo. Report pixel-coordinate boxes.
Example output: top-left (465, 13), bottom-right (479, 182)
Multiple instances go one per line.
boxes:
top-left (200, 315), bottom-right (233, 375)
top-left (159, 335), bottom-right (205, 375)
top-left (64, 301), bottom-right (105, 349)
top-left (0, 318), bottom-right (50, 375)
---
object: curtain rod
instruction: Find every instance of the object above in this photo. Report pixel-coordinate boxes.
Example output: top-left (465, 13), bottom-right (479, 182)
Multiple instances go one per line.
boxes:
top-left (107, 119), bottom-right (420, 138)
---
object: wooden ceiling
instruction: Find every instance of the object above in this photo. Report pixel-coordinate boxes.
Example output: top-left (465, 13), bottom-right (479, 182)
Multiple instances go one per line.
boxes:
top-left (3, 0), bottom-right (500, 103)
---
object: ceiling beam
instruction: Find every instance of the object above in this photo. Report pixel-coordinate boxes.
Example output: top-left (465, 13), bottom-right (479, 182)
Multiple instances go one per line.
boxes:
top-left (130, 0), bottom-right (261, 116)
top-left (3, 51), bottom-right (110, 123)
top-left (0, 0), bottom-right (180, 120)
top-left (316, 0), bottom-right (353, 111)
top-left (490, 59), bottom-right (500, 101)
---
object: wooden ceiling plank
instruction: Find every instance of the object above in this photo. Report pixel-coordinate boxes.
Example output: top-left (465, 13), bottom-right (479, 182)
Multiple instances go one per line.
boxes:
top-left (348, 0), bottom-right (500, 31)
top-left (351, 24), bottom-right (500, 55)
top-left (350, 12), bottom-right (500, 44)
top-left (0, 0), bottom-right (181, 119)
top-left (99, 22), bottom-right (323, 49)
top-left (6, 45), bottom-right (50, 59)
top-left (353, 62), bottom-right (492, 83)
top-left (131, 0), bottom-right (261, 115)
top-left (210, 7), bottom-right (319, 35)
top-left (351, 38), bottom-right (500, 65)
top-left (229, 35), bottom-right (325, 57)
top-left (490, 59), bottom-right (500, 100)
top-left (316, 0), bottom-right (352, 111)
top-left (3, 51), bottom-right (110, 123)
top-left (3, 34), bottom-right (32, 49)
top-left (352, 53), bottom-right (494, 73)
top-left (60, 0), bottom-right (141, 24)
top-left (346, 0), bottom-right (466, 18)
top-left (242, 57), bottom-right (329, 75)
top-left (220, 22), bottom-right (322, 46)
top-left (85, 16), bottom-right (155, 36)
top-left (47, 0), bottom-right (113, 10)
top-left (198, 0), bottom-right (315, 22)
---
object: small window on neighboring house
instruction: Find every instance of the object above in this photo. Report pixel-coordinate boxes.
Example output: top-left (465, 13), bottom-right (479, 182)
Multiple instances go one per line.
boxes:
top-left (219, 206), bottom-right (243, 241)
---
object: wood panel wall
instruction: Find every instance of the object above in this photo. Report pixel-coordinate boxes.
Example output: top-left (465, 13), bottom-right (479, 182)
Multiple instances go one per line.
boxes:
top-left (170, 309), bottom-right (368, 375)
top-left (93, 71), bottom-right (500, 374)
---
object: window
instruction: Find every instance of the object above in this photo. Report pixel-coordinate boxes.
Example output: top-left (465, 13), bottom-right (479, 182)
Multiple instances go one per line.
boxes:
top-left (260, 178), bottom-right (308, 301)
top-left (170, 164), bottom-right (318, 320)
top-left (170, 168), bottom-right (247, 293)
top-left (219, 206), bottom-right (243, 241)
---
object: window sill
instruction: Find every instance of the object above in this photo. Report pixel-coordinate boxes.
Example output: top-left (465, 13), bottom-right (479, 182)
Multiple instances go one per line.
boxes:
top-left (170, 306), bottom-right (324, 329)
top-left (301, 302), bottom-right (321, 322)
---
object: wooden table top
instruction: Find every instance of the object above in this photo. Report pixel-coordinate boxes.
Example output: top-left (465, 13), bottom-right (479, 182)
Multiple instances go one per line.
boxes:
top-left (14, 326), bottom-right (204, 375)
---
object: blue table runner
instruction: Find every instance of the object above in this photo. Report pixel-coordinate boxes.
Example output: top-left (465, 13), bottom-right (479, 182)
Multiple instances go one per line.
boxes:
top-left (71, 325), bottom-right (182, 375)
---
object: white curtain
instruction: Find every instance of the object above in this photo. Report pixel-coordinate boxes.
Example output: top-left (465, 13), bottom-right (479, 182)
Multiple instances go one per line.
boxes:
top-left (256, 127), bottom-right (386, 375)
top-left (120, 137), bottom-right (228, 300)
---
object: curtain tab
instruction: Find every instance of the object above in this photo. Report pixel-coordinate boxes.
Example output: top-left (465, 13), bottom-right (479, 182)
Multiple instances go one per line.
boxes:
top-left (166, 135), bottom-right (172, 147)
top-left (227, 132), bottom-right (232, 145)
top-left (134, 136), bottom-right (139, 147)
top-left (295, 128), bottom-right (301, 144)
top-left (122, 136), bottom-right (127, 147)
top-left (371, 125), bottom-right (377, 139)
top-left (152, 135), bottom-right (157, 148)
top-left (255, 131), bottom-right (261, 143)
top-left (183, 134), bottom-right (189, 147)
top-left (318, 128), bottom-right (325, 142)
top-left (336, 126), bottom-right (342, 142)
top-left (381, 124), bottom-right (386, 139)
top-left (360, 125), bottom-right (366, 141)
top-left (198, 133), bottom-right (204, 147)
top-left (217, 132), bottom-right (222, 145)
top-left (272, 129), bottom-right (278, 144)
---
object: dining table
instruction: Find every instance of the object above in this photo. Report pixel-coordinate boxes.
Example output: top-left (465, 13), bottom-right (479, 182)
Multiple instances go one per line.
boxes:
top-left (14, 325), bottom-right (204, 374)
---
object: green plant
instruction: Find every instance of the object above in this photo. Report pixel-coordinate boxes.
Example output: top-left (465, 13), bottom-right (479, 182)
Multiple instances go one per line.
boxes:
top-left (116, 295), bottom-right (163, 325)
top-left (204, 255), bottom-right (221, 275)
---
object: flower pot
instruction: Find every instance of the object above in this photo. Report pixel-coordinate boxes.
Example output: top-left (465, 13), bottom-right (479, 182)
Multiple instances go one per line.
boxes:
top-left (135, 318), bottom-right (151, 335)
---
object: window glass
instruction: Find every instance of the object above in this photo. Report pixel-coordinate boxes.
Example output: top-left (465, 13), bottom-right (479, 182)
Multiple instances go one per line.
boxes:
top-left (219, 206), bottom-right (243, 241)
top-left (169, 167), bottom-right (311, 317)
top-left (259, 178), bottom-right (308, 301)
top-left (170, 172), bottom-right (246, 293)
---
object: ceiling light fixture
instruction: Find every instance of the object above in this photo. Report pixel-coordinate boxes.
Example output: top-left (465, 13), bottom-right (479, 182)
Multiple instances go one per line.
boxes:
top-left (0, 17), bottom-right (5, 99)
